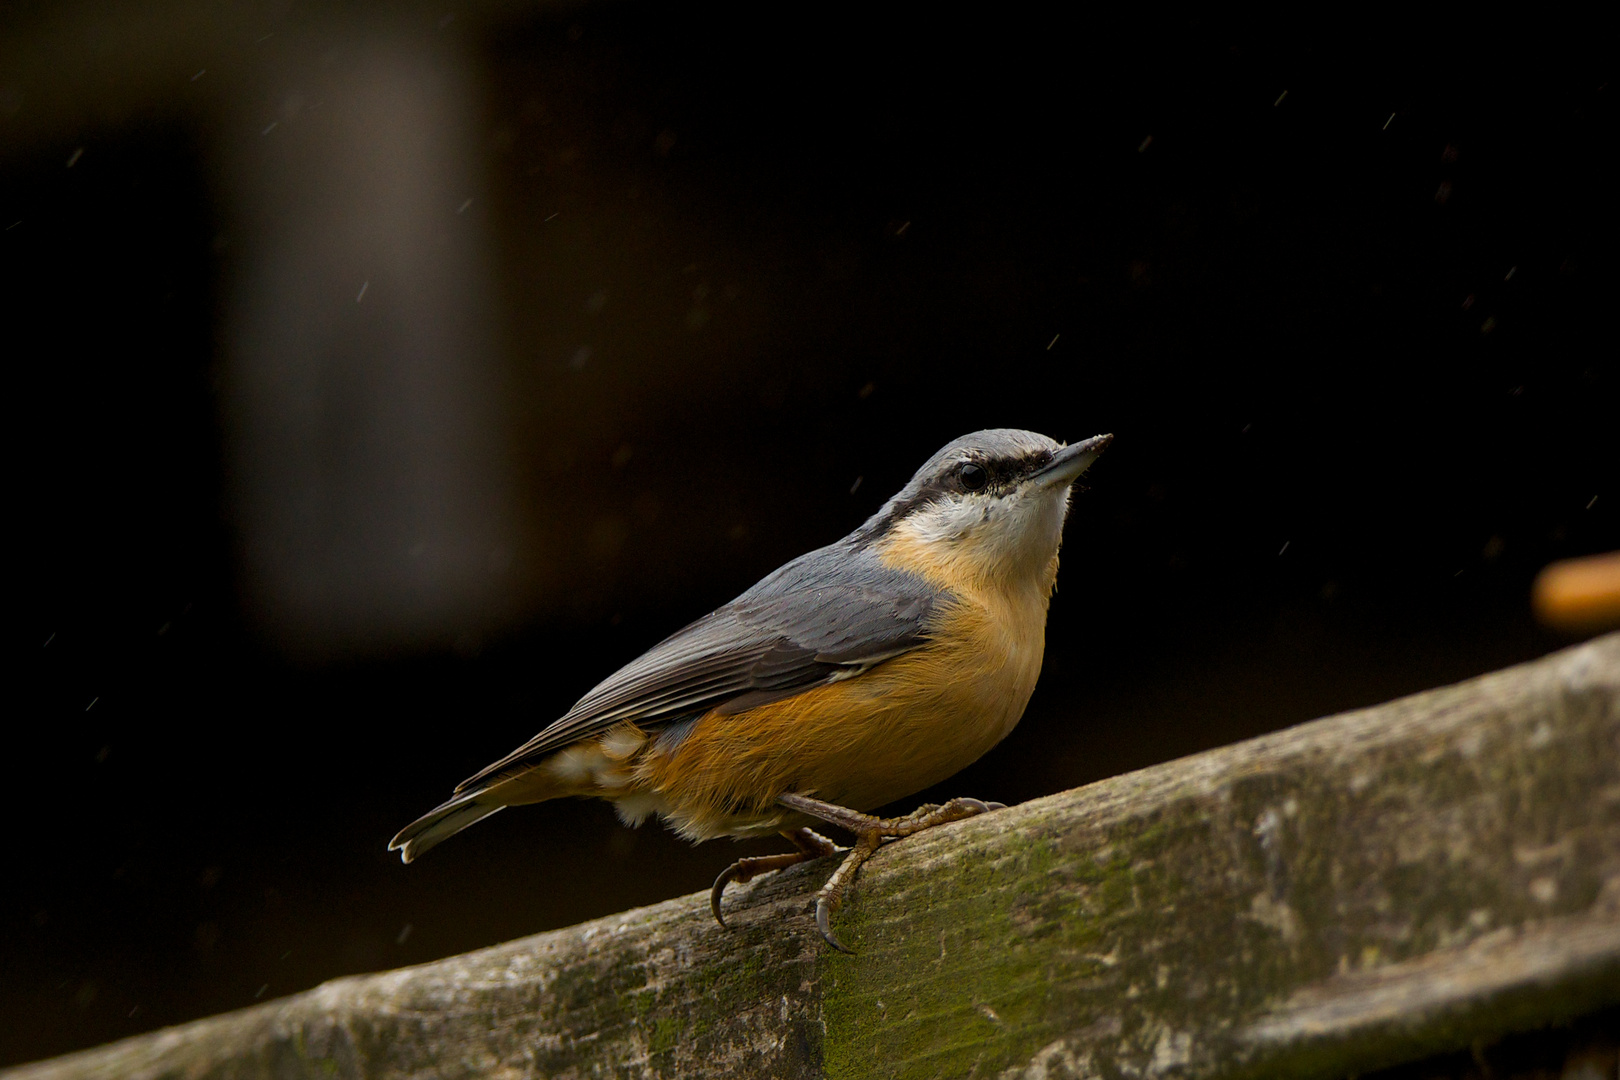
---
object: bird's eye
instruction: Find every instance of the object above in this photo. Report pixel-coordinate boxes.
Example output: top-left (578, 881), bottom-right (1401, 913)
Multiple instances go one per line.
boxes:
top-left (958, 463), bottom-right (988, 491)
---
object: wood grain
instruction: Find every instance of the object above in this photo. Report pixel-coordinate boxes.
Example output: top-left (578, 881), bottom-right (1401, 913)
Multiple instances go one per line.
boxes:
top-left (9, 634), bottom-right (1618, 1080)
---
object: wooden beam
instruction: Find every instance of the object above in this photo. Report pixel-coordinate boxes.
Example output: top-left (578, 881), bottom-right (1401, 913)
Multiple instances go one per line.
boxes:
top-left (9, 633), bottom-right (1619, 1080)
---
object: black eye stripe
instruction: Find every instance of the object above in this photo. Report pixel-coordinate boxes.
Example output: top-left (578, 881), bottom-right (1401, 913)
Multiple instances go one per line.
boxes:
top-left (851, 443), bottom-right (1059, 547)
top-left (959, 450), bottom-right (1052, 490)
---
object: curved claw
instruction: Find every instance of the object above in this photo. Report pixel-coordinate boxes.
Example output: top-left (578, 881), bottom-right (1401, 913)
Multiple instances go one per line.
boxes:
top-left (710, 863), bottom-right (742, 929)
top-left (816, 897), bottom-right (855, 955)
top-left (771, 794), bottom-right (1014, 952)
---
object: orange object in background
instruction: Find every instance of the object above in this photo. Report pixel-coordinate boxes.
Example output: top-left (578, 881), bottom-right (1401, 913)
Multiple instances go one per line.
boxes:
top-left (1534, 552), bottom-right (1620, 634)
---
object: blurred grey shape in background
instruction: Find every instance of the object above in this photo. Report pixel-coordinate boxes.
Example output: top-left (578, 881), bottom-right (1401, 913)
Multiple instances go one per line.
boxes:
top-left (221, 30), bottom-right (526, 656)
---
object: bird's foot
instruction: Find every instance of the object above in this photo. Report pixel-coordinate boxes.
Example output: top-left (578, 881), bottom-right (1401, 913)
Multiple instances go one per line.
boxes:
top-left (711, 827), bottom-right (841, 929)
top-left (775, 793), bottom-right (1007, 953)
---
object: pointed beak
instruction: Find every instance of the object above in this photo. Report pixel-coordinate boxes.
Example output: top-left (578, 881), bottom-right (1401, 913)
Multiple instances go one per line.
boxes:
top-left (1030, 433), bottom-right (1113, 488)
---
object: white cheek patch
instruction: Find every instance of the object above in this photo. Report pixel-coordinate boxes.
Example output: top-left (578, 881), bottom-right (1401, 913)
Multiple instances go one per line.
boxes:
top-left (902, 485), bottom-right (1073, 573)
top-left (995, 485), bottom-right (1070, 554)
top-left (906, 495), bottom-right (986, 543)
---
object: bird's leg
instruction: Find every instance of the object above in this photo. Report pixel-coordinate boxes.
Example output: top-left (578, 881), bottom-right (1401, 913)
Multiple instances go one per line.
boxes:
top-left (710, 827), bottom-right (841, 929)
top-left (775, 792), bottom-right (1006, 953)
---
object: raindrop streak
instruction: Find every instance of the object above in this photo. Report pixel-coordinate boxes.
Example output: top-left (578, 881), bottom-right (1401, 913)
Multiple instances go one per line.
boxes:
top-left (191, 70), bottom-right (206, 81)
top-left (544, 212), bottom-right (560, 222)
top-left (1274, 90), bottom-right (1288, 106)
top-left (457, 198), bottom-right (472, 214)
top-left (255, 985), bottom-right (269, 999)
top-left (849, 476), bottom-right (864, 495)
top-left (1278, 541), bottom-right (1290, 556)
top-left (261, 122), bottom-right (277, 135)
top-left (1587, 496), bottom-right (1599, 510)
top-left (66, 147), bottom-right (84, 168)
top-left (1047, 334), bottom-right (1060, 350)
top-left (85, 697), bottom-right (99, 711)
top-left (1137, 136), bottom-right (1153, 152)
top-left (356, 281), bottom-right (369, 303)
top-left (1383, 113), bottom-right (1396, 130)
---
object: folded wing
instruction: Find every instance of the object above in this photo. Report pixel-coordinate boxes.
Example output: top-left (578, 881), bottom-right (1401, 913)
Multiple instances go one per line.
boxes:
top-left (454, 543), bottom-right (947, 795)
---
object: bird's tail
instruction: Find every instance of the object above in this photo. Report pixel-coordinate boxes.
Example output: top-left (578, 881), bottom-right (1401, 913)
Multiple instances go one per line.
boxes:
top-left (388, 791), bottom-right (504, 863)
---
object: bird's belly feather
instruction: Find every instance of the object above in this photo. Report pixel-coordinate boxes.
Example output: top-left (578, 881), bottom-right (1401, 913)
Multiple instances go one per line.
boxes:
top-left (623, 590), bottom-right (1049, 840)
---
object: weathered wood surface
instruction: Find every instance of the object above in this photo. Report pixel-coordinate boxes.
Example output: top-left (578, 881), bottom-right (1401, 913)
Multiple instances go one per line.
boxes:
top-left (10, 634), bottom-right (1619, 1080)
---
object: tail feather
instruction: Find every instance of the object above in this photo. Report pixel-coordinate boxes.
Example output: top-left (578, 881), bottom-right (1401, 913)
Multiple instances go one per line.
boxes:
top-left (388, 792), bottom-right (504, 863)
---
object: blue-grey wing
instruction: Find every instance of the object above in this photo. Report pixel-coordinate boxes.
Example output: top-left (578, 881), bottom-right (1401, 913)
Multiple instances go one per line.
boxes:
top-left (453, 543), bottom-right (947, 793)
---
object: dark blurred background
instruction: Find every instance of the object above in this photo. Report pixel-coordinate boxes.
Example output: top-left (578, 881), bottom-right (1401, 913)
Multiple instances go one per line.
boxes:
top-left (3, 1), bottom-right (1614, 1067)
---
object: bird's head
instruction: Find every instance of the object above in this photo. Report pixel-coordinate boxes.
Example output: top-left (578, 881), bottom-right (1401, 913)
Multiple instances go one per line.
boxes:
top-left (857, 429), bottom-right (1112, 592)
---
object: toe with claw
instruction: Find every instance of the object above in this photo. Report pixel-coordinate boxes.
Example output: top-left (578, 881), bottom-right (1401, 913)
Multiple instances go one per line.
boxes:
top-left (711, 827), bottom-right (841, 929)
top-left (778, 793), bottom-right (1007, 952)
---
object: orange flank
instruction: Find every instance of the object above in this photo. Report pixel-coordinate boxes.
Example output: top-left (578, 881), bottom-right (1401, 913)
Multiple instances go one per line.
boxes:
top-left (632, 595), bottom-right (1047, 840)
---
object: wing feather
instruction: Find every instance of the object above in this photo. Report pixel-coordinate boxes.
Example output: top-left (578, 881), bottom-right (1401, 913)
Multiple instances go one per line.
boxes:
top-left (454, 544), bottom-right (946, 794)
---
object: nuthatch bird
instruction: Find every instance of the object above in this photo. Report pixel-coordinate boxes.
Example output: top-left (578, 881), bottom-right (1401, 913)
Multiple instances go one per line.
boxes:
top-left (390, 428), bottom-right (1112, 951)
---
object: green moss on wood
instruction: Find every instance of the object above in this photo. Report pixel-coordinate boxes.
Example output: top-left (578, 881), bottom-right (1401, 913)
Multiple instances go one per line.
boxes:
top-left (818, 637), bottom-right (1620, 1079)
top-left (10, 636), bottom-right (1617, 1080)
